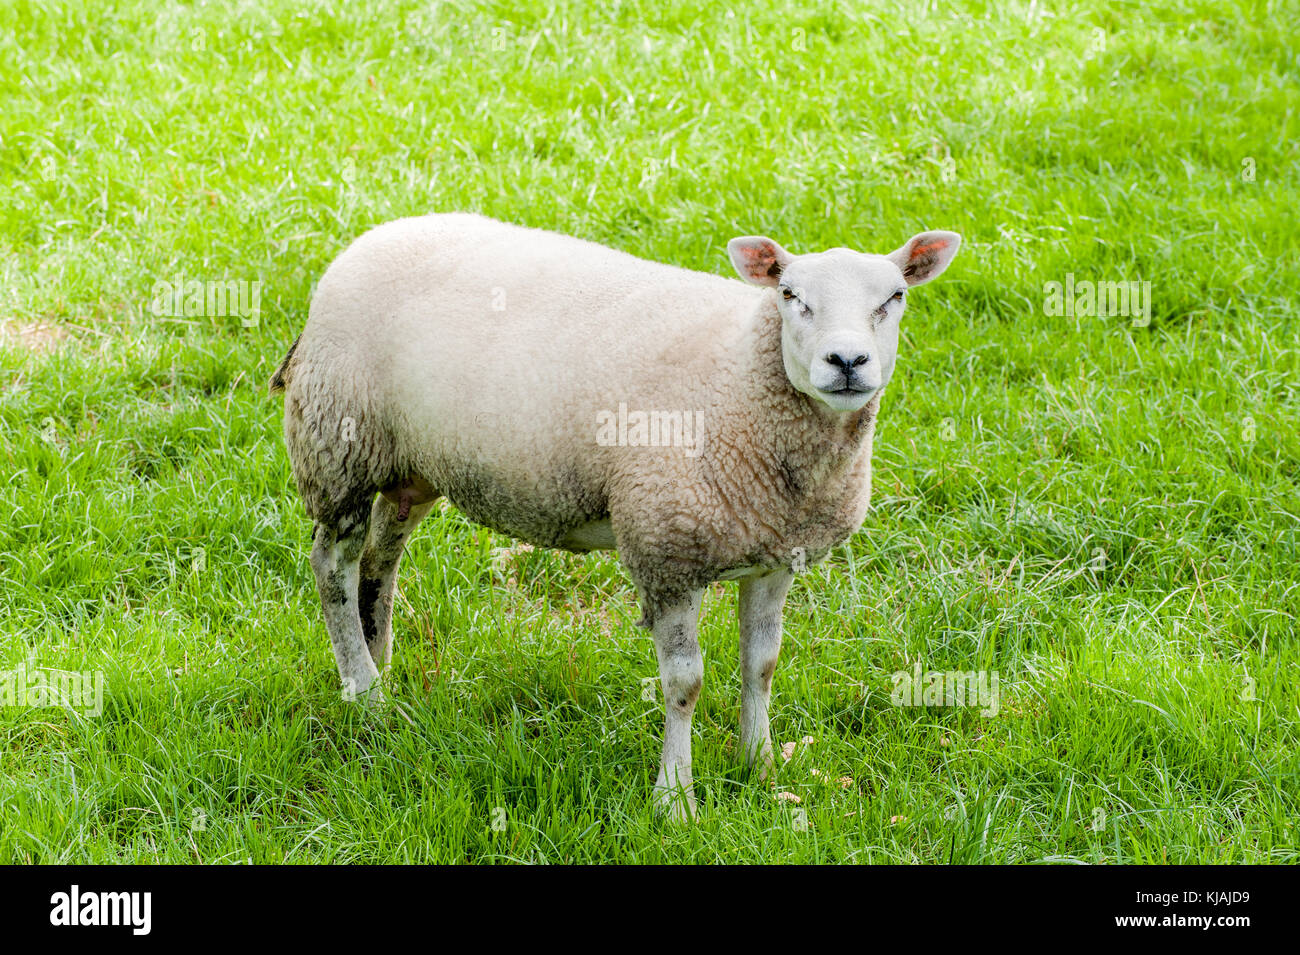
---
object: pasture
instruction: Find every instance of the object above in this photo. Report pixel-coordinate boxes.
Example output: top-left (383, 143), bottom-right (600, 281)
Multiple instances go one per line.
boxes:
top-left (0, 0), bottom-right (1296, 862)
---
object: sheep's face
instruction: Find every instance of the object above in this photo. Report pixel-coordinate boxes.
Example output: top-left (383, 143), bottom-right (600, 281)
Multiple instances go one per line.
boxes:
top-left (728, 232), bottom-right (961, 413)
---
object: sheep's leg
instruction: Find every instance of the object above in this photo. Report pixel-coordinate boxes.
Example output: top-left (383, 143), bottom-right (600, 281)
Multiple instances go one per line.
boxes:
top-left (651, 590), bottom-right (705, 822)
top-left (311, 512), bottom-right (384, 704)
top-left (739, 569), bottom-right (794, 781)
top-left (359, 491), bottom-right (436, 672)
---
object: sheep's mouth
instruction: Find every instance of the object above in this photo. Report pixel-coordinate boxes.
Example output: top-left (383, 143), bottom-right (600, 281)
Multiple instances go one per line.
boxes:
top-left (816, 383), bottom-right (877, 409)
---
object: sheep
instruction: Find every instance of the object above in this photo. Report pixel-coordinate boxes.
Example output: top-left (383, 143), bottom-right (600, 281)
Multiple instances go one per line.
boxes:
top-left (270, 213), bottom-right (960, 819)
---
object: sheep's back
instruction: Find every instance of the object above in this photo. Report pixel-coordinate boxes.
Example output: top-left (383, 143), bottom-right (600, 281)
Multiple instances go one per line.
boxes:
top-left (294, 213), bottom-right (759, 544)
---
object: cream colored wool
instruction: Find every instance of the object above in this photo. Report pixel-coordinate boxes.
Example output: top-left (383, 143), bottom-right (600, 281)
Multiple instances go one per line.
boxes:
top-left (272, 213), bottom-right (960, 817)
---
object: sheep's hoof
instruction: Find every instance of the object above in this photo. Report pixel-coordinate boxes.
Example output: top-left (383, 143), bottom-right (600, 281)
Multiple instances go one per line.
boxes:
top-left (346, 685), bottom-right (419, 728)
top-left (653, 783), bottom-right (698, 823)
top-left (751, 756), bottom-right (777, 785)
top-left (342, 678), bottom-right (388, 709)
top-left (742, 741), bottom-right (778, 784)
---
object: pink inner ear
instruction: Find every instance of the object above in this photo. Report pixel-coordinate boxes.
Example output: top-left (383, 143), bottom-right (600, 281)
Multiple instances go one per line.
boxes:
top-left (911, 238), bottom-right (947, 259)
top-left (740, 244), bottom-right (777, 277)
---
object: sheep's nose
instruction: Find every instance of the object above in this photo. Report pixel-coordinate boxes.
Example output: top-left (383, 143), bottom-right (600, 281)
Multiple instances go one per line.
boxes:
top-left (826, 352), bottom-right (869, 373)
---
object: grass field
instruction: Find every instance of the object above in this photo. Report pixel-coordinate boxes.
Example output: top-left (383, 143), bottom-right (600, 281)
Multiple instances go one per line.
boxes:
top-left (0, 0), bottom-right (1296, 863)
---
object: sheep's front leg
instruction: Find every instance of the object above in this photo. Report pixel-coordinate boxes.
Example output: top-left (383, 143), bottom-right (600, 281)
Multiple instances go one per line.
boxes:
top-left (311, 514), bottom-right (384, 704)
top-left (651, 590), bottom-right (704, 821)
top-left (739, 569), bottom-right (793, 780)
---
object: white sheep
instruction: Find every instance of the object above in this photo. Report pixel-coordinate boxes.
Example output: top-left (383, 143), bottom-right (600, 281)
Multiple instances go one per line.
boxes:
top-left (270, 213), bottom-right (960, 819)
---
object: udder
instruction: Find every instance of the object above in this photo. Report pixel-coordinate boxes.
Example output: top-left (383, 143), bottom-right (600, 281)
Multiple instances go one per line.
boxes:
top-left (381, 474), bottom-right (438, 520)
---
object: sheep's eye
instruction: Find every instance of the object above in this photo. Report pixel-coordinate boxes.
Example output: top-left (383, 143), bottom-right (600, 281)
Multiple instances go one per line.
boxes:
top-left (873, 290), bottom-right (904, 321)
top-left (780, 287), bottom-right (796, 301)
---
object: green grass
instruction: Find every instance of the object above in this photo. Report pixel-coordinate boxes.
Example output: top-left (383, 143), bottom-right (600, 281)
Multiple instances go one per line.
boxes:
top-left (1, 0), bottom-right (1296, 863)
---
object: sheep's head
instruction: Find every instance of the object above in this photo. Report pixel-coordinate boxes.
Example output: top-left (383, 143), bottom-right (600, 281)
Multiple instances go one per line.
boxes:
top-left (727, 231), bottom-right (961, 412)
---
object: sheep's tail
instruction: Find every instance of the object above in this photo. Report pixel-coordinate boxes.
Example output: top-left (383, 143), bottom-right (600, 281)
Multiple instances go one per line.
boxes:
top-left (268, 334), bottom-right (300, 394)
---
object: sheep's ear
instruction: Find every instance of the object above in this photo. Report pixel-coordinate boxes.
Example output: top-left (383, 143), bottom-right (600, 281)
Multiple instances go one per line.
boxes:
top-left (727, 236), bottom-right (793, 287)
top-left (888, 231), bottom-right (961, 286)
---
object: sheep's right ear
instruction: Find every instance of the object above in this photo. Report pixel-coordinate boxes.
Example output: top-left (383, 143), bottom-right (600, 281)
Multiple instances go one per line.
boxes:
top-left (727, 236), bottom-right (793, 287)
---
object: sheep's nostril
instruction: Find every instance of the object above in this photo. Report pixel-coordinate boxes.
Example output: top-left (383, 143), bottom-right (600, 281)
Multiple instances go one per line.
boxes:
top-left (826, 353), bottom-right (868, 373)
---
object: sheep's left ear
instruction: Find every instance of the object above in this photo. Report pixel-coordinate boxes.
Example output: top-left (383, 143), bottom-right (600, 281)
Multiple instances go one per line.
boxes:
top-left (727, 236), bottom-right (793, 287)
top-left (888, 231), bottom-right (962, 286)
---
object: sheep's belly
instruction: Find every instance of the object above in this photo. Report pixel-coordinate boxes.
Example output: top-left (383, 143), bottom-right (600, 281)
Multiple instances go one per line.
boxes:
top-left (431, 458), bottom-right (613, 552)
top-left (560, 518), bottom-right (616, 552)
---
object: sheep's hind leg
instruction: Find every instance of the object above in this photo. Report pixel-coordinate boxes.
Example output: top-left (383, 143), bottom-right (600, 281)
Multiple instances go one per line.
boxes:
top-left (359, 481), bottom-right (438, 673)
top-left (650, 590), bottom-right (705, 822)
top-left (311, 507), bottom-right (384, 705)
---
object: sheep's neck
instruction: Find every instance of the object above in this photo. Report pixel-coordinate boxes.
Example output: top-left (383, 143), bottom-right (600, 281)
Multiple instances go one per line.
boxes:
top-left (738, 297), bottom-right (879, 482)
top-left (682, 296), bottom-right (878, 567)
